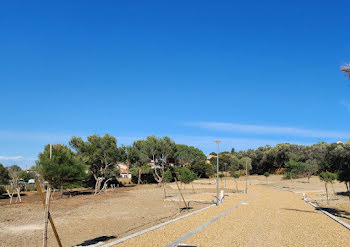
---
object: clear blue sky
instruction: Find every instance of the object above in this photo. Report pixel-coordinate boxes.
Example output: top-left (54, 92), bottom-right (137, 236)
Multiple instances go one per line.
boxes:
top-left (1, 0), bottom-right (350, 168)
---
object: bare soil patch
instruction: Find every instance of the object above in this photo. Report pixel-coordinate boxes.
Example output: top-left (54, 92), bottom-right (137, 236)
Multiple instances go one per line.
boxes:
top-left (0, 184), bottom-right (208, 247)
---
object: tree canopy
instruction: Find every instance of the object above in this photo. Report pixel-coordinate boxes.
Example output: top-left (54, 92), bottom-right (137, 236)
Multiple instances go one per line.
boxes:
top-left (70, 134), bottom-right (124, 192)
top-left (0, 164), bottom-right (10, 185)
top-left (36, 144), bottom-right (86, 190)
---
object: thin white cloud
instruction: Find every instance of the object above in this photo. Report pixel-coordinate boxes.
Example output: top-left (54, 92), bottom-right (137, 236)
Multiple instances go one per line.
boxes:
top-left (170, 135), bottom-right (311, 153)
top-left (186, 121), bottom-right (350, 139)
top-left (0, 130), bottom-right (72, 142)
top-left (0, 155), bottom-right (36, 161)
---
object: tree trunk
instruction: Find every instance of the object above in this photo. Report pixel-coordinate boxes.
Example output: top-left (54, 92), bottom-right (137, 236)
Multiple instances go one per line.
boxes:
top-left (345, 182), bottom-right (350, 201)
top-left (138, 167), bottom-right (142, 185)
top-left (153, 168), bottom-right (162, 187)
top-left (94, 177), bottom-right (104, 194)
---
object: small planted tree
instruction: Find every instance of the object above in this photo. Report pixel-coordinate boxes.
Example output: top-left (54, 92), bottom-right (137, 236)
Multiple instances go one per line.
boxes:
top-left (36, 144), bottom-right (87, 198)
top-left (263, 172), bottom-right (270, 183)
top-left (305, 160), bottom-right (318, 183)
top-left (338, 168), bottom-right (350, 201)
top-left (176, 167), bottom-right (197, 189)
top-left (284, 160), bottom-right (306, 183)
top-left (319, 172), bottom-right (337, 204)
top-left (231, 173), bottom-right (240, 193)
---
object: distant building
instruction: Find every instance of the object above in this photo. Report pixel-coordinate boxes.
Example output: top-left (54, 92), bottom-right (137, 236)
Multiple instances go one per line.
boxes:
top-left (207, 154), bottom-right (216, 159)
top-left (117, 163), bottom-right (132, 179)
top-left (336, 141), bottom-right (344, 144)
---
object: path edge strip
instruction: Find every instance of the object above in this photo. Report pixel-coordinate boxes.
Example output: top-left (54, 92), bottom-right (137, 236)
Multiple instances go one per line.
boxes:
top-left (100, 203), bottom-right (216, 247)
top-left (303, 197), bottom-right (350, 230)
top-left (166, 192), bottom-right (258, 247)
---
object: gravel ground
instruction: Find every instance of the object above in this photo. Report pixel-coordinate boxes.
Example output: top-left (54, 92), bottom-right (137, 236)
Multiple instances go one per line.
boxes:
top-left (111, 182), bottom-right (350, 247)
top-left (1, 177), bottom-right (349, 246)
top-left (0, 185), bottom-right (207, 247)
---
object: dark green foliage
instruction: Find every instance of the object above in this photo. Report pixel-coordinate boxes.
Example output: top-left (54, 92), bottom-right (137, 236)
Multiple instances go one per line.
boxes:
top-left (18, 171), bottom-right (35, 182)
top-left (338, 168), bottom-right (350, 201)
top-left (36, 144), bottom-right (87, 189)
top-left (0, 186), bottom-right (5, 195)
top-left (210, 152), bottom-right (239, 172)
top-left (338, 168), bottom-right (350, 184)
top-left (163, 170), bottom-right (174, 183)
top-left (189, 161), bottom-right (214, 178)
top-left (70, 134), bottom-right (123, 192)
top-left (263, 172), bottom-right (270, 178)
top-left (219, 174), bottom-right (225, 178)
top-left (284, 160), bottom-right (307, 179)
top-left (175, 144), bottom-right (206, 166)
top-left (283, 171), bottom-right (296, 180)
top-left (319, 172), bottom-right (337, 183)
top-left (239, 157), bottom-right (252, 171)
top-left (176, 167), bottom-right (196, 184)
top-left (0, 164), bottom-right (10, 185)
top-left (127, 140), bottom-right (149, 184)
top-left (231, 173), bottom-right (241, 179)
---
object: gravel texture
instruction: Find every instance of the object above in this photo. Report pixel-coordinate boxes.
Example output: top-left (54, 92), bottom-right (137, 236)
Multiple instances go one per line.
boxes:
top-left (112, 182), bottom-right (350, 247)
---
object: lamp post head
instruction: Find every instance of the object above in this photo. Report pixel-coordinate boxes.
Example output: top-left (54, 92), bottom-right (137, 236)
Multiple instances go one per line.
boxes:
top-left (214, 140), bottom-right (221, 144)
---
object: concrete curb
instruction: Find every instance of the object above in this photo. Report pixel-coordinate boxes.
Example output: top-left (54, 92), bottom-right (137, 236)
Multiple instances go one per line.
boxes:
top-left (100, 203), bottom-right (216, 247)
top-left (166, 193), bottom-right (258, 247)
top-left (303, 197), bottom-right (350, 230)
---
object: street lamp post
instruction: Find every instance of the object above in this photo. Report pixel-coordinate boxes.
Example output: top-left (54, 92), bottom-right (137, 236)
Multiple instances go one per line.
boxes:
top-left (214, 140), bottom-right (221, 205)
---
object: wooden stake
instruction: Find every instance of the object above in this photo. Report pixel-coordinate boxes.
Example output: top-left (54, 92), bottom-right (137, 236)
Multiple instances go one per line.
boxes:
top-left (174, 177), bottom-right (188, 209)
top-left (43, 188), bottom-right (51, 247)
top-left (35, 179), bottom-right (63, 247)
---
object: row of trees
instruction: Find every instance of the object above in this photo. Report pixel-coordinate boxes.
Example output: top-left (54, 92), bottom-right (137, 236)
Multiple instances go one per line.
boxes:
top-left (231, 142), bottom-right (350, 174)
top-left (0, 163), bottom-right (35, 185)
top-left (32, 134), bottom-right (210, 196)
top-left (2, 135), bottom-right (350, 200)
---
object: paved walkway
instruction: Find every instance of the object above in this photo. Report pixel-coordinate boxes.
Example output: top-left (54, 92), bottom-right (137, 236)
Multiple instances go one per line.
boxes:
top-left (105, 186), bottom-right (350, 247)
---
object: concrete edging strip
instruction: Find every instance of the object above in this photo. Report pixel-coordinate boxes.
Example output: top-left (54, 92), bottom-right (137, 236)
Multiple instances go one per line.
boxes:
top-left (165, 193), bottom-right (258, 247)
top-left (100, 203), bottom-right (216, 247)
top-left (303, 197), bottom-right (350, 230)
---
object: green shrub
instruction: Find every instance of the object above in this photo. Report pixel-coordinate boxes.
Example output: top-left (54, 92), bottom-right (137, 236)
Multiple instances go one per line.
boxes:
top-left (263, 172), bottom-right (270, 178)
top-left (163, 170), bottom-right (174, 183)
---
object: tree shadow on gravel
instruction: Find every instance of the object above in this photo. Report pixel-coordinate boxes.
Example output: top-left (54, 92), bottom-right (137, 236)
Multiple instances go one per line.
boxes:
top-left (74, 235), bottom-right (116, 246)
top-left (281, 208), bottom-right (317, 214)
top-left (336, 191), bottom-right (350, 197)
top-left (319, 207), bottom-right (350, 221)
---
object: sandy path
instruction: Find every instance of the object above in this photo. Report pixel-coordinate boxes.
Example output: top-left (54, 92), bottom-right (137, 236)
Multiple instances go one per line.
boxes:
top-left (110, 186), bottom-right (350, 247)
